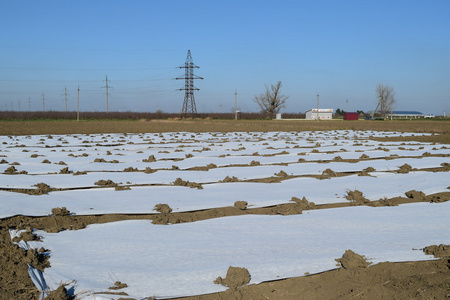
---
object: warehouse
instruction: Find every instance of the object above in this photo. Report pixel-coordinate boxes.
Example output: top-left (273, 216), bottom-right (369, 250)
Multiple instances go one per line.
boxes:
top-left (305, 109), bottom-right (333, 120)
top-left (386, 111), bottom-right (424, 119)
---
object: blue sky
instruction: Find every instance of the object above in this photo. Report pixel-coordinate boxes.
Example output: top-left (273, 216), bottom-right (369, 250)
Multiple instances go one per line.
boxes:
top-left (1, 0), bottom-right (449, 115)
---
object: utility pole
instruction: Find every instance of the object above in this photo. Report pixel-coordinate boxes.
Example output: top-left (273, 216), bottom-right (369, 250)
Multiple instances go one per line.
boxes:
top-left (316, 93), bottom-right (319, 120)
top-left (234, 90), bottom-right (238, 120)
top-left (64, 86), bottom-right (69, 112)
top-left (77, 86), bottom-right (80, 121)
top-left (18, 100), bottom-right (21, 112)
top-left (42, 94), bottom-right (45, 112)
top-left (175, 50), bottom-right (203, 117)
top-left (28, 97), bottom-right (31, 112)
top-left (102, 76), bottom-right (110, 113)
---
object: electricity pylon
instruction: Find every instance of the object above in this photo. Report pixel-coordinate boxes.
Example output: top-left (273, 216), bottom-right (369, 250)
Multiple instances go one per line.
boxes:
top-left (176, 50), bottom-right (203, 117)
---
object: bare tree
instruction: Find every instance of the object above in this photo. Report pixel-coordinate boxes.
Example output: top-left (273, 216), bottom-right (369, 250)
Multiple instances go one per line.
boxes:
top-left (254, 81), bottom-right (289, 118)
top-left (375, 84), bottom-right (396, 119)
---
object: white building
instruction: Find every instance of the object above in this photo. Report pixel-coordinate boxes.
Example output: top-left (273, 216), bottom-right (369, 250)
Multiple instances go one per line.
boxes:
top-left (305, 109), bottom-right (333, 120)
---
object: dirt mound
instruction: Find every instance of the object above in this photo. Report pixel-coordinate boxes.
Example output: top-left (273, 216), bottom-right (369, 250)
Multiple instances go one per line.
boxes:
top-left (440, 162), bottom-right (450, 171)
top-left (109, 281), bottom-right (128, 290)
top-left (234, 201), bottom-right (248, 210)
top-left (123, 167), bottom-right (139, 172)
top-left (173, 178), bottom-right (203, 189)
top-left (363, 166), bottom-right (376, 172)
top-left (346, 190), bottom-right (370, 205)
top-left (336, 249), bottom-right (371, 270)
top-left (274, 170), bottom-right (289, 177)
top-left (405, 190), bottom-right (426, 201)
top-left (51, 207), bottom-right (71, 216)
top-left (214, 266), bottom-right (251, 290)
top-left (220, 176), bottom-right (239, 183)
top-left (397, 163), bottom-right (413, 173)
top-left (291, 197), bottom-right (315, 210)
top-left (46, 285), bottom-right (71, 300)
top-left (29, 183), bottom-right (52, 195)
top-left (3, 165), bottom-right (27, 174)
top-left (154, 204), bottom-right (172, 214)
top-left (423, 244), bottom-right (450, 258)
top-left (144, 167), bottom-right (156, 174)
top-left (59, 167), bottom-right (72, 174)
top-left (249, 160), bottom-right (260, 166)
top-left (320, 168), bottom-right (337, 179)
top-left (142, 155), bottom-right (156, 162)
top-left (94, 179), bottom-right (118, 187)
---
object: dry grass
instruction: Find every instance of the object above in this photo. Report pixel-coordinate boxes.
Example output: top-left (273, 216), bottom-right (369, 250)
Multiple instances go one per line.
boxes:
top-left (0, 119), bottom-right (449, 143)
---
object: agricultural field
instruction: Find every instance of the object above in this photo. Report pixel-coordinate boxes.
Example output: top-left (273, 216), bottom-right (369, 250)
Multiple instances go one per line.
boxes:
top-left (0, 119), bottom-right (449, 300)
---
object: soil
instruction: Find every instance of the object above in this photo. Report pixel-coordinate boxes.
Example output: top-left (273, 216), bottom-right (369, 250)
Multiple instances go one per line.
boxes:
top-left (336, 249), bottom-right (371, 269)
top-left (214, 266), bottom-right (251, 290)
top-left (423, 244), bottom-right (450, 258)
top-left (234, 201), bottom-right (248, 210)
top-left (345, 190), bottom-right (370, 205)
top-left (0, 119), bottom-right (449, 299)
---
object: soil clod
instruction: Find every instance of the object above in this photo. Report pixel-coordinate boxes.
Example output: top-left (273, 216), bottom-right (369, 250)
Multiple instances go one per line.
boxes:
top-left (154, 204), bottom-right (172, 214)
top-left (95, 179), bottom-right (118, 187)
top-left (214, 266), bottom-right (251, 290)
top-left (30, 183), bottom-right (52, 195)
top-left (234, 201), bottom-right (248, 210)
top-left (423, 244), bottom-right (450, 258)
top-left (51, 207), bottom-right (71, 216)
top-left (291, 197), bottom-right (316, 209)
top-left (397, 163), bottom-right (413, 174)
top-left (346, 190), bottom-right (370, 205)
top-left (405, 190), bottom-right (426, 201)
top-left (46, 284), bottom-right (72, 300)
top-left (109, 281), bottom-right (128, 290)
top-left (336, 249), bottom-right (371, 270)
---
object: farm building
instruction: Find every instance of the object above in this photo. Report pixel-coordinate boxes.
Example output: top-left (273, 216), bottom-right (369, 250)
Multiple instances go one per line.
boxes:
top-left (343, 112), bottom-right (359, 120)
top-left (386, 111), bottom-right (424, 119)
top-left (305, 109), bottom-right (333, 120)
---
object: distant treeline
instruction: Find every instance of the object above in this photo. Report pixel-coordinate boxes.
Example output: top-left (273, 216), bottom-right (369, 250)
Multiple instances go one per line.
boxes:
top-left (0, 111), bottom-right (306, 121)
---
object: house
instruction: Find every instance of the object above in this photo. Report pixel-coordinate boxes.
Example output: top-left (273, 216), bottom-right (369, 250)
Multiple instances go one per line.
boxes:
top-left (305, 109), bottom-right (333, 120)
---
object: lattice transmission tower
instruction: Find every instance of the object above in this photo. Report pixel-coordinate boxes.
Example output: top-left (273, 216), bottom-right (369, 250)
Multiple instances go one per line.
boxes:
top-left (176, 50), bottom-right (203, 117)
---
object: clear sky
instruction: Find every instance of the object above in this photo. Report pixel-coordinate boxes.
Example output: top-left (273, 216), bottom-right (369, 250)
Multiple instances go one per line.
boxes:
top-left (1, 0), bottom-right (449, 115)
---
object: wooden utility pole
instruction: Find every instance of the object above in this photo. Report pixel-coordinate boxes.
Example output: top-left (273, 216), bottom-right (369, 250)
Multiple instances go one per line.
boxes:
top-left (42, 94), bottom-right (45, 112)
top-left (346, 98), bottom-right (349, 113)
top-left (234, 90), bottom-right (238, 120)
top-left (77, 86), bottom-right (80, 121)
top-left (28, 97), bottom-right (31, 112)
top-left (18, 100), bottom-right (20, 112)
